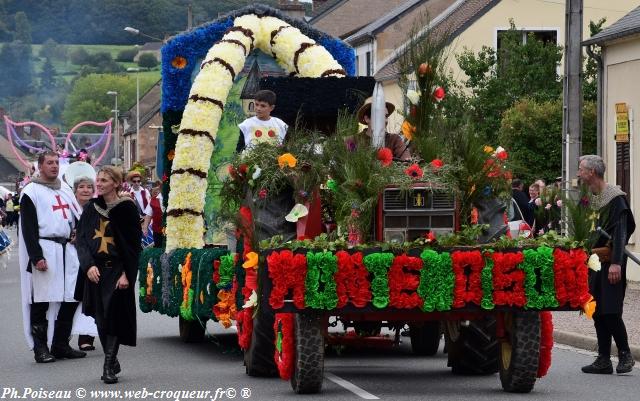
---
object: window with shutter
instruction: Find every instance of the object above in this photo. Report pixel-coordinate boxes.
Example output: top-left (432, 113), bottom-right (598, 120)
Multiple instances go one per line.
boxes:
top-left (616, 142), bottom-right (630, 202)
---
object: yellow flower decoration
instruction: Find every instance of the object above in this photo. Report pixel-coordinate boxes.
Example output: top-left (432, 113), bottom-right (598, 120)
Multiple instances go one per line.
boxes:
top-left (278, 153), bottom-right (297, 168)
top-left (484, 145), bottom-right (494, 154)
top-left (242, 251), bottom-right (259, 270)
top-left (401, 120), bottom-right (416, 140)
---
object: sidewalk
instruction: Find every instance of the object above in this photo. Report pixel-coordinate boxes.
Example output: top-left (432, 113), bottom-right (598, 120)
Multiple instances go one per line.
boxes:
top-left (553, 281), bottom-right (640, 361)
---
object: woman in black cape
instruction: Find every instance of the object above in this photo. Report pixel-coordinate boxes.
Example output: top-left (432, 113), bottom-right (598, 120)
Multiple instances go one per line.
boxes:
top-left (74, 166), bottom-right (141, 384)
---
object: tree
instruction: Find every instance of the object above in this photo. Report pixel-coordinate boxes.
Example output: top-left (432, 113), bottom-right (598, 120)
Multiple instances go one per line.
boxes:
top-left (39, 38), bottom-right (59, 60)
top-left (63, 74), bottom-right (136, 127)
top-left (138, 53), bottom-right (158, 69)
top-left (40, 57), bottom-right (57, 89)
top-left (13, 11), bottom-right (32, 44)
top-left (457, 21), bottom-right (563, 144)
top-left (116, 48), bottom-right (138, 62)
top-left (0, 41), bottom-right (33, 98)
top-left (583, 18), bottom-right (606, 103)
top-left (69, 47), bottom-right (91, 65)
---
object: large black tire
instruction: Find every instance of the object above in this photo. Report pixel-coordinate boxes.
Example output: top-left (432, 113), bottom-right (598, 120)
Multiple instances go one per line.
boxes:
top-left (291, 313), bottom-right (325, 394)
top-left (409, 321), bottom-right (441, 356)
top-left (499, 312), bottom-right (540, 393)
top-left (244, 306), bottom-right (278, 377)
top-left (445, 317), bottom-right (499, 375)
top-left (179, 316), bottom-right (206, 343)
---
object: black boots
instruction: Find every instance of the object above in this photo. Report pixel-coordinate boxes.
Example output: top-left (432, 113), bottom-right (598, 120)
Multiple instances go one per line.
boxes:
top-left (617, 351), bottom-right (635, 374)
top-left (51, 321), bottom-right (87, 359)
top-left (581, 354), bottom-right (613, 374)
top-left (101, 336), bottom-right (120, 384)
top-left (31, 322), bottom-right (55, 363)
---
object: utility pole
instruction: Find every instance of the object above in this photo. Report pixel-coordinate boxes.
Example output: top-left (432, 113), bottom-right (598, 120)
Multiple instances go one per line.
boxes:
top-left (562, 0), bottom-right (583, 194)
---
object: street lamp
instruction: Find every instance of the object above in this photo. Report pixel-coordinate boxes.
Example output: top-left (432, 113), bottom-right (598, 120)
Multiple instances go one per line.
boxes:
top-left (106, 91), bottom-right (120, 165)
top-left (127, 67), bottom-right (140, 167)
top-left (124, 26), bottom-right (164, 42)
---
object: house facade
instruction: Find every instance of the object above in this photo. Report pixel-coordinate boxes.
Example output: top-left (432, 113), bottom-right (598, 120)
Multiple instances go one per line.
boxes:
top-left (583, 6), bottom-right (640, 271)
top-left (321, 0), bottom-right (637, 131)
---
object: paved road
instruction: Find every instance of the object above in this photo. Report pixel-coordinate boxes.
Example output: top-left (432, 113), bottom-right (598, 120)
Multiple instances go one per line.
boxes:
top-left (1, 232), bottom-right (639, 401)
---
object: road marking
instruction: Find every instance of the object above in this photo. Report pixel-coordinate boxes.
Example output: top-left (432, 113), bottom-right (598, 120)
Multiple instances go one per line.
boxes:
top-left (325, 372), bottom-right (379, 400)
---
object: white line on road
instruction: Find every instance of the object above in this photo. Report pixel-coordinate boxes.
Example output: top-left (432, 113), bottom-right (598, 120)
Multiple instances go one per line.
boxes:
top-left (325, 372), bottom-right (379, 400)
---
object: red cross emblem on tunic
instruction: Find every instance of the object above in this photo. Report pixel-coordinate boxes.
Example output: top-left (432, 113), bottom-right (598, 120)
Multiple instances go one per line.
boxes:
top-left (52, 195), bottom-right (70, 220)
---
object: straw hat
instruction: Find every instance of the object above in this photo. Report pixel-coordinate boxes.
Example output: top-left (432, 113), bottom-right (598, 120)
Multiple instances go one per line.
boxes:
top-left (356, 97), bottom-right (396, 125)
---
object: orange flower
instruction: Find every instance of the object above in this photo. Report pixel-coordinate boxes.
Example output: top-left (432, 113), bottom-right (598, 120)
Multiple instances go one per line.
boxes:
top-left (401, 120), bottom-right (416, 140)
top-left (167, 149), bottom-right (175, 161)
top-left (242, 251), bottom-right (259, 270)
top-left (171, 56), bottom-right (188, 69)
top-left (278, 153), bottom-right (297, 168)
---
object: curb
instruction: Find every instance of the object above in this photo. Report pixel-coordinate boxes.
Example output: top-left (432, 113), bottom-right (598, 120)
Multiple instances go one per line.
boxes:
top-left (554, 329), bottom-right (640, 362)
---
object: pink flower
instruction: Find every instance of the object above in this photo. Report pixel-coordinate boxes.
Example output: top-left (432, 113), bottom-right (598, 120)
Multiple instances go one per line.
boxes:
top-left (258, 189), bottom-right (268, 199)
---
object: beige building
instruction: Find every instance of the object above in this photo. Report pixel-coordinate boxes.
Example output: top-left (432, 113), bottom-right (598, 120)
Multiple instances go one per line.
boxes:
top-left (121, 81), bottom-right (162, 180)
top-left (583, 6), bottom-right (640, 275)
top-left (313, 0), bottom-right (636, 131)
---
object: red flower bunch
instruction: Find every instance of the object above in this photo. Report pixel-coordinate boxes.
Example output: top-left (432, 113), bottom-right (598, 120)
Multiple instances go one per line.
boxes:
top-left (377, 147), bottom-right (393, 167)
top-left (267, 250), bottom-right (308, 309)
top-left (335, 251), bottom-right (371, 308)
top-left (405, 163), bottom-right (424, 179)
top-left (451, 250), bottom-right (485, 308)
top-left (430, 159), bottom-right (444, 170)
top-left (273, 313), bottom-right (295, 380)
top-left (537, 311), bottom-right (554, 378)
top-left (552, 248), bottom-right (590, 308)
top-left (492, 251), bottom-right (526, 307)
top-left (236, 308), bottom-right (253, 350)
top-left (388, 254), bottom-right (424, 309)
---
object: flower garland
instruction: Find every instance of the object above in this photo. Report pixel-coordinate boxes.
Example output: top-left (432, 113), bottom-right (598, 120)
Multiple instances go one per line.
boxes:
top-left (521, 247), bottom-right (559, 309)
top-left (335, 251), bottom-right (371, 308)
top-left (363, 253), bottom-right (395, 309)
top-left (388, 254), bottom-right (424, 309)
top-left (165, 13), bottom-right (346, 251)
top-left (480, 251), bottom-right (495, 309)
top-left (267, 250), bottom-right (308, 309)
top-left (492, 251), bottom-right (526, 307)
top-left (552, 248), bottom-right (590, 308)
top-left (180, 253), bottom-right (194, 320)
top-left (305, 251), bottom-right (338, 309)
top-left (273, 313), bottom-right (295, 380)
top-left (213, 254), bottom-right (238, 327)
top-left (418, 249), bottom-right (454, 311)
top-left (537, 311), bottom-right (554, 378)
top-left (451, 250), bottom-right (485, 308)
top-left (236, 307), bottom-right (253, 350)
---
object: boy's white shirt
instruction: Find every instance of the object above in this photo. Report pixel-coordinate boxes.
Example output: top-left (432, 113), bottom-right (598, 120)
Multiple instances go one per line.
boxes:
top-left (238, 116), bottom-right (288, 150)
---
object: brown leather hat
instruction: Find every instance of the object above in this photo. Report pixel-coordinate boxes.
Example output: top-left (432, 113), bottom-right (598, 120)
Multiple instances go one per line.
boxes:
top-left (356, 97), bottom-right (396, 125)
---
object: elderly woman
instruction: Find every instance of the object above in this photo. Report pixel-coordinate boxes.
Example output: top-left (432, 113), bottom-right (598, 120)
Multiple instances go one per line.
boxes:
top-left (69, 176), bottom-right (99, 351)
top-left (75, 166), bottom-right (141, 384)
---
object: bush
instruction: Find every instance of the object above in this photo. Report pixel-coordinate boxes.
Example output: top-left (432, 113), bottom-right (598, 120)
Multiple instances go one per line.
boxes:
top-left (39, 38), bottom-right (58, 59)
top-left (116, 48), bottom-right (138, 62)
top-left (498, 98), bottom-right (597, 184)
top-left (69, 47), bottom-right (91, 65)
top-left (138, 52), bottom-right (158, 69)
top-left (88, 51), bottom-right (113, 66)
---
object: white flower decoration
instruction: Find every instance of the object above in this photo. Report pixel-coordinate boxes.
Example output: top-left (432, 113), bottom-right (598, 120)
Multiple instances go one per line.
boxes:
top-left (242, 290), bottom-right (258, 309)
top-left (285, 203), bottom-right (309, 222)
top-left (252, 166), bottom-right (262, 180)
top-left (588, 253), bottom-right (601, 272)
top-left (406, 89), bottom-right (421, 105)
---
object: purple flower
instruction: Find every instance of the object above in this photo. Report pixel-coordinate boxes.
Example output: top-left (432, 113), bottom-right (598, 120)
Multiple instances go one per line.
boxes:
top-left (345, 138), bottom-right (357, 152)
top-left (580, 196), bottom-right (590, 207)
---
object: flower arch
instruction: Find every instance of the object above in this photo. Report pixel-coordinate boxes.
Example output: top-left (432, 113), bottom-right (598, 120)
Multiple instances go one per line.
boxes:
top-left (163, 8), bottom-right (353, 250)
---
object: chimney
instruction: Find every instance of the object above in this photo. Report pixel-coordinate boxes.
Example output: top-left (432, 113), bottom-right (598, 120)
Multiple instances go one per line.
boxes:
top-left (187, 4), bottom-right (193, 30)
top-left (277, 0), bottom-right (306, 20)
top-left (312, 0), bottom-right (329, 11)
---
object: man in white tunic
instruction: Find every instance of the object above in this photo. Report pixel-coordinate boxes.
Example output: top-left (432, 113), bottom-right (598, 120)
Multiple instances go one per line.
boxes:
top-left (19, 151), bottom-right (86, 363)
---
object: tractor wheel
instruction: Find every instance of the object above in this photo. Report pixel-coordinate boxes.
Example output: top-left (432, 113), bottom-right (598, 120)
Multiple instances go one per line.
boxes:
top-left (291, 313), bottom-right (325, 394)
top-left (445, 317), bottom-right (499, 375)
top-left (409, 321), bottom-right (441, 356)
top-left (179, 316), bottom-right (206, 343)
top-left (499, 312), bottom-right (540, 393)
top-left (244, 306), bottom-right (278, 377)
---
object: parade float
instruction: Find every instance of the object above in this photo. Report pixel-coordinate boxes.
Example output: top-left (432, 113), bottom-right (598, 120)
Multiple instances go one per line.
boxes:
top-left (139, 4), bottom-right (594, 395)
